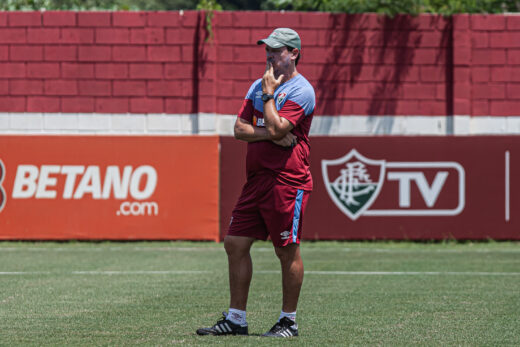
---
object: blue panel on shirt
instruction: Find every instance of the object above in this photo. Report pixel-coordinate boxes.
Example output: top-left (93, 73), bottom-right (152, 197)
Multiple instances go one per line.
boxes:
top-left (244, 75), bottom-right (316, 117)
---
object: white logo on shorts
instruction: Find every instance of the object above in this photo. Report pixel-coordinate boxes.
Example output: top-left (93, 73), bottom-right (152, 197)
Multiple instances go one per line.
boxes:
top-left (280, 231), bottom-right (291, 240)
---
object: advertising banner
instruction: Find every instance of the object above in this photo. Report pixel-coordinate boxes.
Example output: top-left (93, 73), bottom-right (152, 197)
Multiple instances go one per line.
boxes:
top-left (220, 136), bottom-right (519, 240)
top-left (0, 136), bottom-right (219, 240)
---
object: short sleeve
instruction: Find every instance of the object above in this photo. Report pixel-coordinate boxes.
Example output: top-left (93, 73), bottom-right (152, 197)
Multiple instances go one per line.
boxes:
top-left (278, 100), bottom-right (306, 127)
top-left (238, 79), bottom-right (262, 122)
top-left (278, 81), bottom-right (315, 126)
top-left (238, 99), bottom-right (254, 122)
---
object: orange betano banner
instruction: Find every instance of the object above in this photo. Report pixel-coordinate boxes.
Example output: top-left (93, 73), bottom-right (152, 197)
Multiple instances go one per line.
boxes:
top-left (0, 136), bottom-right (219, 240)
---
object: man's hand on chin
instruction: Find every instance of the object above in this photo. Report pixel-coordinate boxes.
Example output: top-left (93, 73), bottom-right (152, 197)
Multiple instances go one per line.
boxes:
top-left (262, 62), bottom-right (283, 94)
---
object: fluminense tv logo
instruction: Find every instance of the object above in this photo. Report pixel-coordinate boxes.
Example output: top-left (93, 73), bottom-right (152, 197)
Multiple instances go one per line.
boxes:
top-left (322, 149), bottom-right (465, 221)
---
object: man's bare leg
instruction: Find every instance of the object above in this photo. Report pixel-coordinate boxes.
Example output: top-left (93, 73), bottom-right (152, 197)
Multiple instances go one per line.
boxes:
top-left (274, 243), bottom-right (304, 313)
top-left (261, 243), bottom-right (303, 337)
top-left (224, 235), bottom-right (255, 311)
top-left (195, 235), bottom-right (254, 336)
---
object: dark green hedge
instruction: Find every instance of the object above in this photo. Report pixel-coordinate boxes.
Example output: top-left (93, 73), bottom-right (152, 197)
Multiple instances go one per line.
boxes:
top-left (1, 0), bottom-right (199, 10)
top-left (1, 0), bottom-right (518, 14)
top-left (262, 0), bottom-right (519, 15)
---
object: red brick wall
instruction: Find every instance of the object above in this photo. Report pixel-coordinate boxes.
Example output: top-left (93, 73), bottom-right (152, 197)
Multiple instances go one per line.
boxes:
top-left (0, 11), bottom-right (518, 116)
top-left (463, 14), bottom-right (520, 116)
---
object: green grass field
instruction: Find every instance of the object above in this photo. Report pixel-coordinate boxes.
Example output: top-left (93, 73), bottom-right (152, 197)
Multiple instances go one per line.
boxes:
top-left (1, 241), bottom-right (519, 346)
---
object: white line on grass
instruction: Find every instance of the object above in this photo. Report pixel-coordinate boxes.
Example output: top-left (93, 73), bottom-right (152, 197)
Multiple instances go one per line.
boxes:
top-left (0, 271), bottom-right (52, 275)
top-left (0, 247), bottom-right (223, 252)
top-left (337, 248), bottom-right (520, 254)
top-left (1, 270), bottom-right (520, 276)
top-left (1, 246), bottom-right (520, 253)
top-left (0, 270), bottom-right (208, 276)
top-left (71, 270), bottom-right (211, 275)
top-left (258, 271), bottom-right (520, 276)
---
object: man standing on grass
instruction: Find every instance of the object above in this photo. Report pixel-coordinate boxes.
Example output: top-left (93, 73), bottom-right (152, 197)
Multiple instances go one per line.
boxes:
top-left (197, 28), bottom-right (315, 338)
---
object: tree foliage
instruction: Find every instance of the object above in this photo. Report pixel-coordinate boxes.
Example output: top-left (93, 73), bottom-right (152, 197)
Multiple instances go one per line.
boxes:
top-left (0, 0), bottom-right (259, 10)
top-left (0, 0), bottom-right (518, 13)
top-left (261, 0), bottom-right (520, 15)
top-left (0, 0), bottom-right (199, 10)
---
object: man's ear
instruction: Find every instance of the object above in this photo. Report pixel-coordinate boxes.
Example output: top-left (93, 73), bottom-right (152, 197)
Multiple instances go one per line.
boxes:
top-left (291, 48), bottom-right (300, 61)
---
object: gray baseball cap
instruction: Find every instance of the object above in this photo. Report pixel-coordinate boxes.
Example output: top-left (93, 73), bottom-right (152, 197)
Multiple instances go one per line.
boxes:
top-left (257, 28), bottom-right (301, 50)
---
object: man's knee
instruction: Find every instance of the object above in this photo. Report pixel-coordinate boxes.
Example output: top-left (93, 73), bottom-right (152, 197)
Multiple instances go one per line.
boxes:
top-left (274, 244), bottom-right (300, 263)
top-left (224, 235), bottom-right (254, 258)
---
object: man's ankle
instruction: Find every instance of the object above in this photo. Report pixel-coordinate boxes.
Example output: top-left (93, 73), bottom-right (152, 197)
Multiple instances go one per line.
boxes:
top-left (228, 308), bottom-right (247, 326)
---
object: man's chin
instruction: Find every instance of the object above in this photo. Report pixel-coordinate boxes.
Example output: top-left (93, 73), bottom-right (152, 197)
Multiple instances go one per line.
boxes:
top-left (274, 72), bottom-right (285, 80)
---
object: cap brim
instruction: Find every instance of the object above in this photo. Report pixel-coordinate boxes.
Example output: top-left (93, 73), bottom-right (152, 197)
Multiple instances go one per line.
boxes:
top-left (257, 38), bottom-right (285, 48)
